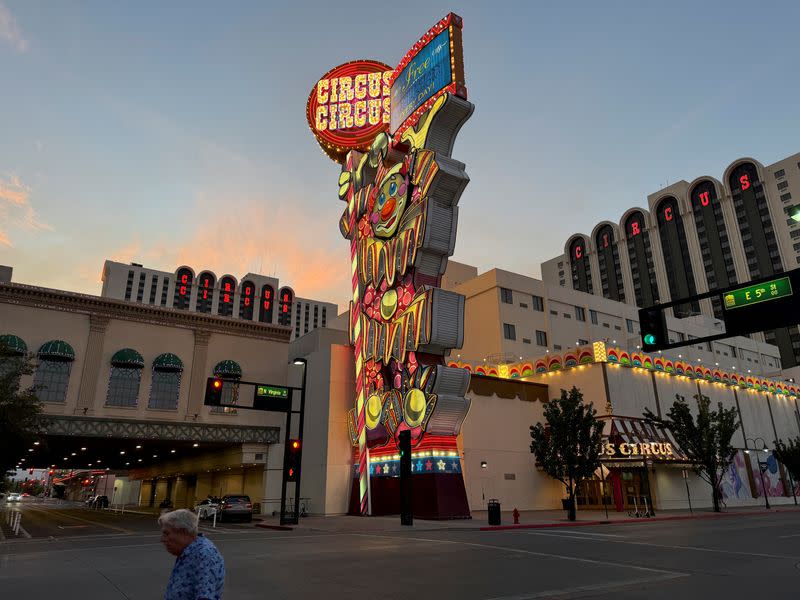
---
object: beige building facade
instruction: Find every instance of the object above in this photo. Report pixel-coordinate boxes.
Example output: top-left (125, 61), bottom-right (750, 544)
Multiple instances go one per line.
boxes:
top-left (542, 153), bottom-right (800, 372)
top-left (1, 277), bottom-right (294, 513)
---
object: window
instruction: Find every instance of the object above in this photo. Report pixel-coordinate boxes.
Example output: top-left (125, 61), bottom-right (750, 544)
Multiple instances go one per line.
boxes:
top-left (536, 330), bottom-right (547, 346)
top-left (149, 275), bottom-right (158, 304)
top-left (553, 344), bottom-right (562, 350)
top-left (136, 272), bottom-right (146, 302)
top-left (124, 270), bottom-right (134, 301)
top-left (500, 288), bottom-right (513, 304)
top-left (148, 370), bottom-right (181, 410)
top-left (782, 193), bottom-right (793, 202)
top-left (590, 310), bottom-right (598, 325)
top-left (774, 169), bottom-right (786, 179)
top-left (532, 295), bottom-right (544, 311)
top-left (106, 367), bottom-right (142, 407)
top-left (563, 313), bottom-right (572, 319)
top-left (33, 360), bottom-right (71, 403)
top-left (519, 302), bottom-right (528, 308)
top-left (614, 325), bottom-right (621, 330)
top-left (603, 322), bottom-right (610, 328)
top-left (577, 338), bottom-right (588, 345)
top-left (626, 318), bottom-right (635, 334)
top-left (550, 310), bottom-right (558, 316)
top-left (503, 323), bottom-right (516, 340)
top-left (522, 338), bottom-right (531, 344)
top-left (575, 306), bottom-right (585, 321)
top-left (777, 181), bottom-right (789, 190)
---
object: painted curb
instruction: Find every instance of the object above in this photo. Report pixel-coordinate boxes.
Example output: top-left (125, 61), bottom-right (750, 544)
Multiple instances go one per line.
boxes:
top-left (255, 522), bottom-right (294, 531)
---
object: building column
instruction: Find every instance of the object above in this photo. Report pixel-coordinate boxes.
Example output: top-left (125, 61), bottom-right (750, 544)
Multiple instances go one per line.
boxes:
top-left (75, 315), bottom-right (109, 415)
top-left (184, 330), bottom-right (211, 419)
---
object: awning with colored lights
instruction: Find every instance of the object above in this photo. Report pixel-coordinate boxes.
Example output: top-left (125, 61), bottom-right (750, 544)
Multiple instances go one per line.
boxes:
top-left (153, 353), bottom-right (184, 372)
top-left (110, 348), bottom-right (145, 368)
top-left (214, 360), bottom-right (242, 378)
top-left (37, 339), bottom-right (75, 361)
top-left (0, 333), bottom-right (27, 355)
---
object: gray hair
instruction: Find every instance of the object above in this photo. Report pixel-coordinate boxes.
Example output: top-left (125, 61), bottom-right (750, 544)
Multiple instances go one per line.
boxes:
top-left (158, 509), bottom-right (199, 535)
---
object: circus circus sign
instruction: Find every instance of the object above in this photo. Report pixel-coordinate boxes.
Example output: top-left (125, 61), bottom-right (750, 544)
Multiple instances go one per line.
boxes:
top-left (306, 60), bottom-right (393, 163)
top-left (600, 441), bottom-right (677, 459)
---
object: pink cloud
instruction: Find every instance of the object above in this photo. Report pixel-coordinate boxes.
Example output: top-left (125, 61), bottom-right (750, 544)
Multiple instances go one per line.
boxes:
top-left (105, 194), bottom-right (352, 311)
top-left (0, 174), bottom-right (52, 247)
top-left (0, 2), bottom-right (28, 53)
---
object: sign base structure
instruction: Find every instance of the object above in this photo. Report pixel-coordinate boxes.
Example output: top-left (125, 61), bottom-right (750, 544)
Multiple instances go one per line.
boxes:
top-left (347, 437), bottom-right (470, 519)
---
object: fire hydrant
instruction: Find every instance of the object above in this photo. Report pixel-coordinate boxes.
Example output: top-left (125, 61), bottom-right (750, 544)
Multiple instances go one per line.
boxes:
top-left (512, 507), bottom-right (520, 524)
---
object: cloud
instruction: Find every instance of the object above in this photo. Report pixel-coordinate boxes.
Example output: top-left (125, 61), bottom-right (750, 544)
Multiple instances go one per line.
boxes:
top-left (0, 174), bottom-right (52, 246)
top-left (0, 2), bottom-right (28, 53)
top-left (104, 193), bottom-right (352, 311)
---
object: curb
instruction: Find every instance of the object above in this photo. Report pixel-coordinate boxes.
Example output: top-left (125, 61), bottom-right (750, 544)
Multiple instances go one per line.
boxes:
top-left (479, 507), bottom-right (794, 531)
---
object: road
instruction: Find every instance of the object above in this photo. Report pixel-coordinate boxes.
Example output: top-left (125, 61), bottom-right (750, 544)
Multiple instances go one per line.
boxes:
top-left (3, 501), bottom-right (800, 599)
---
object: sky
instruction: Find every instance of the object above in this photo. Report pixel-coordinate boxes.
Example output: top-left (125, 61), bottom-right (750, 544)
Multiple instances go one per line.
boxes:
top-left (1, 1), bottom-right (799, 312)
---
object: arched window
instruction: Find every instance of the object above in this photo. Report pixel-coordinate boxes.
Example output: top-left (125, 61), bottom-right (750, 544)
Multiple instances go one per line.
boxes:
top-left (691, 180), bottom-right (736, 318)
top-left (148, 353), bottom-right (183, 410)
top-left (568, 237), bottom-right (592, 294)
top-left (595, 226), bottom-right (624, 302)
top-left (196, 271), bottom-right (215, 314)
top-left (624, 211), bottom-right (659, 308)
top-left (239, 281), bottom-right (256, 320)
top-left (211, 360), bottom-right (242, 415)
top-left (259, 284), bottom-right (275, 323)
top-left (0, 334), bottom-right (27, 379)
top-left (174, 267), bottom-right (193, 310)
top-left (277, 287), bottom-right (294, 326)
top-left (218, 276), bottom-right (236, 317)
top-left (106, 348), bottom-right (144, 407)
top-left (656, 197), bottom-right (700, 318)
top-left (34, 340), bottom-right (75, 403)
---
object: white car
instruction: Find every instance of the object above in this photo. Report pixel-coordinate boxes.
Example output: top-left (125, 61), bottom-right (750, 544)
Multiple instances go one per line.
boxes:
top-left (194, 498), bottom-right (219, 520)
top-left (6, 493), bottom-right (22, 502)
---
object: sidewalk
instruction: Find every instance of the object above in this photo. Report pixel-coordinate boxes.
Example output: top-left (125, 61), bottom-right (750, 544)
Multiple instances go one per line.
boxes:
top-left (254, 504), bottom-right (800, 533)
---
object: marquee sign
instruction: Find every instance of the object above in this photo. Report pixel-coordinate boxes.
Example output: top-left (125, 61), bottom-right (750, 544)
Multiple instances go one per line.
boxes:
top-left (308, 13), bottom-right (473, 517)
top-left (600, 441), bottom-right (676, 459)
top-left (306, 60), bottom-right (393, 163)
top-left (389, 13), bottom-right (466, 139)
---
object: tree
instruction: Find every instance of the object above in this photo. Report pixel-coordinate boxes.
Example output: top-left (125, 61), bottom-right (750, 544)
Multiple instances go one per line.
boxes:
top-left (530, 386), bottom-right (603, 521)
top-left (773, 437), bottom-right (800, 492)
top-left (644, 393), bottom-right (739, 512)
top-left (0, 344), bottom-right (45, 478)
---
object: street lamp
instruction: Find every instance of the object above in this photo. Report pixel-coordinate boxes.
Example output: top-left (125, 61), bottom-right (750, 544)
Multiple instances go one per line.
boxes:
top-left (282, 357), bottom-right (308, 525)
top-left (744, 437), bottom-right (771, 509)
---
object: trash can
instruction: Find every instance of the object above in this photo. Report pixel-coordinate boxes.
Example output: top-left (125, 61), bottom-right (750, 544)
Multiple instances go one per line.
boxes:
top-left (487, 499), bottom-right (501, 525)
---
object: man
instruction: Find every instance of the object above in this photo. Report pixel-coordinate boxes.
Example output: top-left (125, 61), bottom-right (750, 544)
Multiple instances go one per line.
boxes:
top-left (159, 508), bottom-right (225, 600)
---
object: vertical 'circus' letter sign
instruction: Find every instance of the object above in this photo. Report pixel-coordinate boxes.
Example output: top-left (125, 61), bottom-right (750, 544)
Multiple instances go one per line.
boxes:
top-left (308, 13), bottom-right (473, 518)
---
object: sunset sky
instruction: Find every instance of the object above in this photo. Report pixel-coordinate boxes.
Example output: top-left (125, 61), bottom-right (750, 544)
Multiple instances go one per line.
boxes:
top-left (2, 1), bottom-right (799, 312)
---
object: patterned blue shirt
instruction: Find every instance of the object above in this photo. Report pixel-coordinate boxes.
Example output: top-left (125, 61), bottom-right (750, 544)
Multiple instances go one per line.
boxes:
top-left (165, 534), bottom-right (225, 600)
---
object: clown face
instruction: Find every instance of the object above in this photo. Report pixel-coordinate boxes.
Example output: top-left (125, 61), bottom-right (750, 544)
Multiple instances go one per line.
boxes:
top-left (372, 164), bottom-right (409, 238)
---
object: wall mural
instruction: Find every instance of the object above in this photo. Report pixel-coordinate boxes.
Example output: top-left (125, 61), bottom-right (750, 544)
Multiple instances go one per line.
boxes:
top-left (307, 14), bottom-right (473, 516)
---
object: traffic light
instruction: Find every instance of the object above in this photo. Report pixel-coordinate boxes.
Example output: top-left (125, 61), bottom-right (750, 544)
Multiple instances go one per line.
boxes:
top-left (399, 430), bottom-right (412, 526)
top-left (638, 306), bottom-right (668, 351)
top-left (204, 377), bottom-right (224, 406)
top-left (285, 439), bottom-right (301, 482)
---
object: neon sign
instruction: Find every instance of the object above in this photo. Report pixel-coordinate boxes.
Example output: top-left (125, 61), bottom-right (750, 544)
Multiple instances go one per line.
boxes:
top-left (307, 60), bottom-right (392, 163)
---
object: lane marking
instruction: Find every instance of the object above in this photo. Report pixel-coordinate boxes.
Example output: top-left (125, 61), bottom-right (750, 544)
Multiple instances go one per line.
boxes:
top-left (779, 532), bottom-right (800, 538)
top-left (352, 533), bottom-right (685, 576)
top-left (482, 573), bottom-right (686, 600)
top-left (22, 505), bottom-right (132, 534)
top-left (522, 531), bottom-right (800, 560)
top-left (543, 530), bottom-right (623, 538)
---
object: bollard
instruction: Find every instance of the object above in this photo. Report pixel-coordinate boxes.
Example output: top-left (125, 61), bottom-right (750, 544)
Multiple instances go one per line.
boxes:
top-left (212, 508), bottom-right (217, 528)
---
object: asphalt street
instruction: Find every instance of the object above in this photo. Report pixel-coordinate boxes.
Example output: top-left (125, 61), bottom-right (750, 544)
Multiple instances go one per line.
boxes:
top-left (3, 501), bottom-right (800, 599)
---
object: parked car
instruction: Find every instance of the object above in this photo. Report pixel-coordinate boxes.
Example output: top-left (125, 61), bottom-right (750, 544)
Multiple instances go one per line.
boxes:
top-left (217, 495), bottom-right (253, 522)
top-left (194, 497), bottom-right (220, 520)
top-left (92, 495), bottom-right (109, 508)
top-left (6, 492), bottom-right (22, 502)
